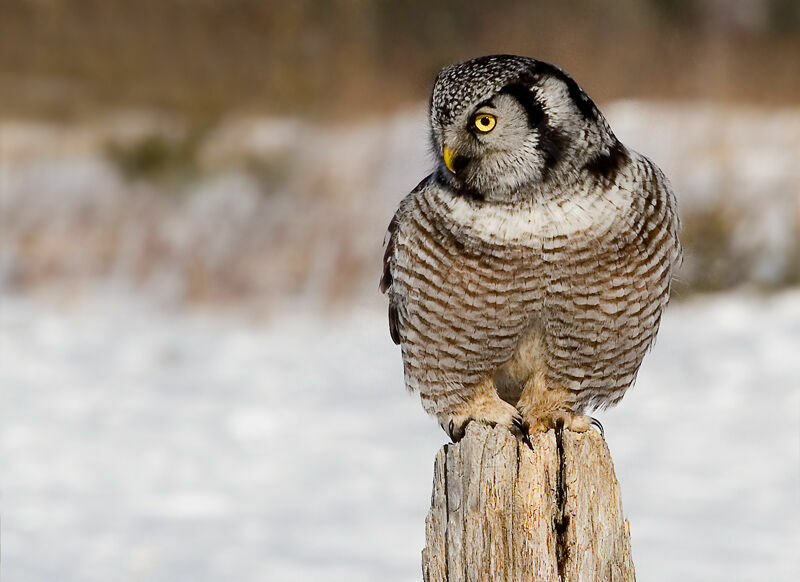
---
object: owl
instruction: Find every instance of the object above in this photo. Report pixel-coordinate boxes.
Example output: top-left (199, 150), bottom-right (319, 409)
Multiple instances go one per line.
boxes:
top-left (381, 55), bottom-right (681, 441)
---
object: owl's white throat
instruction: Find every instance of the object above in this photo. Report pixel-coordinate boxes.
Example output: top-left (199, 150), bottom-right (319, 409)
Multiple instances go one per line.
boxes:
top-left (440, 185), bottom-right (634, 244)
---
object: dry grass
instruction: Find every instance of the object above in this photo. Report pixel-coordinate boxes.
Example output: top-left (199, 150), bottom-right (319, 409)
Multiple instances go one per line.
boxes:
top-left (679, 201), bottom-right (756, 293)
top-left (2, 103), bottom-right (798, 309)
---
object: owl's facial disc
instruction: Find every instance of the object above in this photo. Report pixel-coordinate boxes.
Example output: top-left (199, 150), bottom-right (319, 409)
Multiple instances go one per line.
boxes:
top-left (439, 92), bottom-right (545, 199)
top-left (443, 111), bottom-right (498, 173)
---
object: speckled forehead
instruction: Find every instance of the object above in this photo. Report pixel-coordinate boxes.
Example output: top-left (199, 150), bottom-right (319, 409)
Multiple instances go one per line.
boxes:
top-left (430, 56), bottom-right (532, 126)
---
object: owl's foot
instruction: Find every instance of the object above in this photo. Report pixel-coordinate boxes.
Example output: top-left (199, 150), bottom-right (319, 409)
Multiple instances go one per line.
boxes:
top-left (517, 382), bottom-right (603, 436)
top-left (522, 412), bottom-right (603, 436)
top-left (440, 394), bottom-right (527, 444)
top-left (561, 414), bottom-right (604, 435)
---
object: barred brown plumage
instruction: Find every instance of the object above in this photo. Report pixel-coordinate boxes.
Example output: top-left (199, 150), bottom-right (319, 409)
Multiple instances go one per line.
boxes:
top-left (382, 55), bottom-right (681, 440)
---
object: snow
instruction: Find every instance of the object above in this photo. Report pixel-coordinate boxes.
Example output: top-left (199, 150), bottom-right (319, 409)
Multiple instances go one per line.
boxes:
top-left (1, 291), bottom-right (799, 581)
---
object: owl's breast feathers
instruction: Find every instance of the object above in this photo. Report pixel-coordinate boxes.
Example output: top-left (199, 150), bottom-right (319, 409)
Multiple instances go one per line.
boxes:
top-left (381, 154), bottom-right (680, 409)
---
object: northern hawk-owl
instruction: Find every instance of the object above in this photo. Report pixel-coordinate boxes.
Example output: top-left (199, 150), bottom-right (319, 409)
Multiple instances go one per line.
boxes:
top-left (381, 55), bottom-right (681, 440)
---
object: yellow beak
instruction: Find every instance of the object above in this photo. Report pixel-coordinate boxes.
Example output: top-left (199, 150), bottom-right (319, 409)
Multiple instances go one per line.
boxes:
top-left (443, 146), bottom-right (456, 173)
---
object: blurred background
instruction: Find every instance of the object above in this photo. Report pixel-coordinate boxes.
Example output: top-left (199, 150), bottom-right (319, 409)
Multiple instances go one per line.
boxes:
top-left (0, 1), bottom-right (798, 580)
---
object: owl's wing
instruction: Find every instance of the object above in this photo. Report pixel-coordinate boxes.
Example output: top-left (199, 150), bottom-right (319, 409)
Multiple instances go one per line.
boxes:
top-left (380, 175), bottom-right (433, 345)
top-left (380, 212), bottom-right (402, 345)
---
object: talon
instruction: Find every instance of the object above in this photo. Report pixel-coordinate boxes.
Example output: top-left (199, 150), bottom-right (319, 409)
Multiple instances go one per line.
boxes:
top-left (590, 416), bottom-right (605, 436)
top-left (447, 418), bottom-right (469, 442)
top-left (517, 419), bottom-right (533, 448)
top-left (509, 415), bottom-right (532, 448)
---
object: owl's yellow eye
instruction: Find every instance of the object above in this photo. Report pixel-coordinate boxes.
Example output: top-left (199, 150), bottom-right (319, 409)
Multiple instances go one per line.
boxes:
top-left (474, 114), bottom-right (497, 132)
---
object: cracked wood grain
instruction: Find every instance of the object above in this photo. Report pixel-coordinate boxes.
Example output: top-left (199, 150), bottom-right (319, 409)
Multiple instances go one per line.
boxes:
top-left (422, 423), bottom-right (635, 582)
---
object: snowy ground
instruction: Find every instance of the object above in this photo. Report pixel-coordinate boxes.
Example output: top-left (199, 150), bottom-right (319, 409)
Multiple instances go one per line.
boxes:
top-left (1, 291), bottom-right (799, 581)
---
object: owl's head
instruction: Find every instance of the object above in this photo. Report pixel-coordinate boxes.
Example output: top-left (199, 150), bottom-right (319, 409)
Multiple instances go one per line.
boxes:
top-left (430, 55), bottom-right (622, 202)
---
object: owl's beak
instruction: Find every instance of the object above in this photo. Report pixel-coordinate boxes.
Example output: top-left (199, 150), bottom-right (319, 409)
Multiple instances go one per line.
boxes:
top-left (443, 146), bottom-right (456, 173)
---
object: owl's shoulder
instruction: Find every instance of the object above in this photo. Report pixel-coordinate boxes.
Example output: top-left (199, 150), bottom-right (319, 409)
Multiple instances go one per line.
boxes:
top-left (380, 174), bottom-right (435, 288)
top-left (380, 174), bottom-right (439, 344)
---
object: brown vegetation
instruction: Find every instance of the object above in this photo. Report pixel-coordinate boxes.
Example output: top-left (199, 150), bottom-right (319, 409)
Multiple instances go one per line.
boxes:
top-left (1, 0), bottom-right (799, 123)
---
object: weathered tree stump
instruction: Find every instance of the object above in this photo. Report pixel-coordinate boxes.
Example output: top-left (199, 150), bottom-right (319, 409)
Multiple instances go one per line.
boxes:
top-left (422, 423), bottom-right (635, 582)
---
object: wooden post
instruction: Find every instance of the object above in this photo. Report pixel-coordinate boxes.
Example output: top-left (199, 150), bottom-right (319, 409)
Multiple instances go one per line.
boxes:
top-left (422, 423), bottom-right (636, 582)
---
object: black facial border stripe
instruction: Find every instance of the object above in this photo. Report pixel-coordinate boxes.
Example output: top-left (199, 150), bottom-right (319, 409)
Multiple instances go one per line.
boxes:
top-left (498, 82), bottom-right (567, 178)
top-left (498, 83), bottom-right (546, 129)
